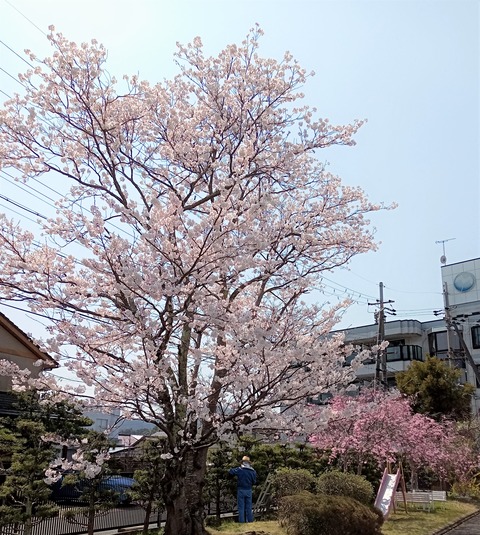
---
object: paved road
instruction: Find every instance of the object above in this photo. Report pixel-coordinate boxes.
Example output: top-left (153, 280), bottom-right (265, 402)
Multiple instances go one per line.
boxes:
top-left (442, 512), bottom-right (480, 535)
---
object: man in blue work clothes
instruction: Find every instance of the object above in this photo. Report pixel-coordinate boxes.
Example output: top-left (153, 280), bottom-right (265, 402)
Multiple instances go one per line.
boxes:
top-left (229, 455), bottom-right (257, 523)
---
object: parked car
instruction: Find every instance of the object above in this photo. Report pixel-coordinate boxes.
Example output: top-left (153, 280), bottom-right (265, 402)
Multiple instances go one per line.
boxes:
top-left (50, 474), bottom-right (135, 505)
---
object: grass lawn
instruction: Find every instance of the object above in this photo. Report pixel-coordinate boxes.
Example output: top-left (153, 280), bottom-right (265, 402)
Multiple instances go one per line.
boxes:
top-left (205, 500), bottom-right (478, 535)
top-left (381, 500), bottom-right (478, 535)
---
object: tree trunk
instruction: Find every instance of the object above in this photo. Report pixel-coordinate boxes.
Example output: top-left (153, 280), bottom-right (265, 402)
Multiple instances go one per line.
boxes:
top-left (410, 467), bottom-right (418, 491)
top-left (163, 447), bottom-right (209, 535)
top-left (142, 491), bottom-right (154, 534)
top-left (87, 495), bottom-right (96, 535)
top-left (215, 476), bottom-right (221, 522)
top-left (356, 462), bottom-right (363, 475)
top-left (24, 498), bottom-right (33, 535)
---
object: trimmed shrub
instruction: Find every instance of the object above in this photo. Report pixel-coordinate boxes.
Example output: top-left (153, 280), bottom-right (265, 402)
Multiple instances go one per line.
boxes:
top-left (316, 470), bottom-right (374, 505)
top-left (278, 492), bottom-right (383, 535)
top-left (272, 468), bottom-right (316, 500)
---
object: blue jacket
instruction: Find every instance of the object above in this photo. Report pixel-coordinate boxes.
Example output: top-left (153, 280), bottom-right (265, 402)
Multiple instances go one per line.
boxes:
top-left (229, 462), bottom-right (257, 489)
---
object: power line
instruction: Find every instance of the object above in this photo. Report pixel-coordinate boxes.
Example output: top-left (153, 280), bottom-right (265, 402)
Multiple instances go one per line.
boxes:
top-left (0, 296), bottom-right (117, 328)
top-left (320, 288), bottom-right (369, 307)
top-left (0, 173), bottom-right (136, 240)
top-left (395, 312), bottom-right (437, 317)
top-left (48, 372), bottom-right (85, 384)
top-left (321, 274), bottom-right (378, 301)
top-left (0, 301), bottom-right (52, 321)
top-left (343, 267), bottom-right (443, 298)
top-left (339, 267), bottom-right (380, 287)
top-left (1, 170), bottom-right (58, 205)
top-left (383, 284), bottom-right (442, 296)
top-left (0, 66), bottom-right (26, 88)
top-left (0, 175), bottom-right (445, 319)
top-left (2, 168), bottom-right (68, 200)
top-left (4, 0), bottom-right (47, 36)
top-left (0, 39), bottom-right (34, 68)
top-left (0, 202), bottom-right (40, 224)
top-left (320, 286), bottom-right (369, 305)
top-left (395, 309), bottom-right (438, 315)
top-left (30, 174), bottom-right (66, 198)
top-left (0, 61), bottom-right (40, 94)
top-left (0, 193), bottom-right (47, 219)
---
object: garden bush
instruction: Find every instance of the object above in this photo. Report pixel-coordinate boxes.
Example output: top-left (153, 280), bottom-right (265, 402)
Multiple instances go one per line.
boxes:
top-left (451, 477), bottom-right (480, 500)
top-left (278, 492), bottom-right (383, 535)
top-left (316, 470), bottom-right (374, 505)
top-left (272, 468), bottom-right (316, 500)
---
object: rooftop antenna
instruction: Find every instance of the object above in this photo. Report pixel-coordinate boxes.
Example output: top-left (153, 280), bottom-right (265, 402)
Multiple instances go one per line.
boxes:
top-left (435, 238), bottom-right (456, 265)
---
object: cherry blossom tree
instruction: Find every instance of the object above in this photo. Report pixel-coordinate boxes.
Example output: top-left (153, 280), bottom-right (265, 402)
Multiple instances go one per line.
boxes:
top-left (0, 26), bottom-right (386, 535)
top-left (310, 389), bottom-right (479, 485)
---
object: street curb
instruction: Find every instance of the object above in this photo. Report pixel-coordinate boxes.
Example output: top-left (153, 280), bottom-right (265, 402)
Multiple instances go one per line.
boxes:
top-left (432, 509), bottom-right (480, 535)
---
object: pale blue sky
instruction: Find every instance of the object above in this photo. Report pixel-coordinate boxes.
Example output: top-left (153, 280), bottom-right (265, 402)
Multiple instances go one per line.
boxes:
top-left (0, 0), bottom-right (478, 339)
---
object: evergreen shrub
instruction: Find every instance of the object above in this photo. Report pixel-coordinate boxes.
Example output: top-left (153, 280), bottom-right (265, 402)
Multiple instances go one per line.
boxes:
top-left (278, 492), bottom-right (383, 535)
top-left (272, 467), bottom-right (316, 500)
top-left (316, 470), bottom-right (374, 505)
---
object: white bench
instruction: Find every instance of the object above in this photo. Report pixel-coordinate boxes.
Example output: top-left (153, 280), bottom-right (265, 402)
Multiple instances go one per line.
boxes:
top-left (430, 490), bottom-right (447, 502)
top-left (395, 492), bottom-right (434, 511)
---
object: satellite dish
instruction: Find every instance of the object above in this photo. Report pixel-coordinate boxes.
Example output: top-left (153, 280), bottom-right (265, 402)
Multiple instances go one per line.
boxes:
top-left (440, 255), bottom-right (447, 265)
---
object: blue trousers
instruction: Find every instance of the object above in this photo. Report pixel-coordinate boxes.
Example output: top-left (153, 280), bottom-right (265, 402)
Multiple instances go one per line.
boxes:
top-left (237, 488), bottom-right (254, 522)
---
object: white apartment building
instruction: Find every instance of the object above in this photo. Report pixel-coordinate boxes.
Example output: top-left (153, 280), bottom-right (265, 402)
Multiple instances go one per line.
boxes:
top-left (339, 258), bottom-right (480, 414)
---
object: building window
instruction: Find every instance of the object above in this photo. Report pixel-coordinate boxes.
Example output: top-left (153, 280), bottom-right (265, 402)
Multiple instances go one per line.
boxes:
top-left (385, 345), bottom-right (423, 361)
top-left (428, 330), bottom-right (462, 358)
top-left (472, 326), bottom-right (480, 349)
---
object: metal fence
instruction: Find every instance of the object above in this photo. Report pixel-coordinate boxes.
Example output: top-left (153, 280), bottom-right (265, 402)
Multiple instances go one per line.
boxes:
top-left (0, 497), bottom-right (239, 534)
top-left (0, 480), bottom-right (239, 535)
top-left (0, 503), bottom-right (160, 535)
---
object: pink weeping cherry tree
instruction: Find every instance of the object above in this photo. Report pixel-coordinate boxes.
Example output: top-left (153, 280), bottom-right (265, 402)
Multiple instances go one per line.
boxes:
top-left (0, 26), bottom-right (388, 535)
top-left (310, 389), bottom-right (479, 486)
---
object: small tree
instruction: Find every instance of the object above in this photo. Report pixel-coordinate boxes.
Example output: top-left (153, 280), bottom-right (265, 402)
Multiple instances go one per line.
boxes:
top-left (204, 442), bottom-right (237, 523)
top-left (0, 420), bottom-right (58, 535)
top-left (130, 437), bottom-right (166, 535)
top-left (48, 431), bottom-right (117, 535)
top-left (396, 356), bottom-right (474, 421)
top-left (0, 391), bottom-right (91, 535)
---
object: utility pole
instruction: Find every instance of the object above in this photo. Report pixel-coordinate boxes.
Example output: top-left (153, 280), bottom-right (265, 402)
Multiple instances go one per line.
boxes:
top-left (442, 282), bottom-right (454, 367)
top-left (369, 282), bottom-right (395, 390)
top-left (435, 306), bottom-right (480, 387)
top-left (378, 282), bottom-right (386, 388)
top-left (450, 313), bottom-right (480, 387)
